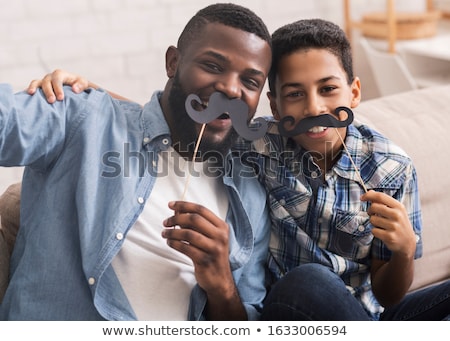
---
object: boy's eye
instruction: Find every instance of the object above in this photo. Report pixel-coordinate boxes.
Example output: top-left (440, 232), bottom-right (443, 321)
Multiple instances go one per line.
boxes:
top-left (286, 91), bottom-right (304, 98)
top-left (321, 86), bottom-right (336, 93)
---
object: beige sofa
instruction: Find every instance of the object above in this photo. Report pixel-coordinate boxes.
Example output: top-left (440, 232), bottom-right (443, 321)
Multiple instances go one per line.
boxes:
top-left (1, 84), bottom-right (449, 301)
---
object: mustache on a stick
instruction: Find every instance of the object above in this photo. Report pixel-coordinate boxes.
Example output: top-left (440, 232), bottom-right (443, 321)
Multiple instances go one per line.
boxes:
top-left (277, 106), bottom-right (354, 137)
top-left (185, 92), bottom-right (268, 141)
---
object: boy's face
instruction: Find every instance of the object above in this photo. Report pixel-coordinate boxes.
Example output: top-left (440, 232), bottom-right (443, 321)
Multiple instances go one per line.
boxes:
top-left (268, 48), bottom-right (361, 163)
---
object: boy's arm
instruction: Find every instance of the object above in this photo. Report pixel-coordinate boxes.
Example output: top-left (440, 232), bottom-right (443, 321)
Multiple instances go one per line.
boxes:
top-left (27, 69), bottom-right (133, 103)
top-left (361, 190), bottom-right (417, 307)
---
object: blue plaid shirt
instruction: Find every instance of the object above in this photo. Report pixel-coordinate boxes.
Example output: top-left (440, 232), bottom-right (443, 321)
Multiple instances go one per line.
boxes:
top-left (239, 118), bottom-right (422, 319)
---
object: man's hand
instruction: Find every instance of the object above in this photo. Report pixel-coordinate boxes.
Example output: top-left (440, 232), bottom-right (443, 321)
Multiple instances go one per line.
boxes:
top-left (162, 200), bottom-right (247, 320)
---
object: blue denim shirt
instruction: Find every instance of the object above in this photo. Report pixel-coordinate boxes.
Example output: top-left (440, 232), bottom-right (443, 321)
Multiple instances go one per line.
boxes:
top-left (0, 84), bottom-right (270, 320)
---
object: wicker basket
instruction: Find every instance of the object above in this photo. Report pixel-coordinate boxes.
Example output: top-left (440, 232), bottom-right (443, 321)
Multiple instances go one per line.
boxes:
top-left (361, 11), bottom-right (441, 40)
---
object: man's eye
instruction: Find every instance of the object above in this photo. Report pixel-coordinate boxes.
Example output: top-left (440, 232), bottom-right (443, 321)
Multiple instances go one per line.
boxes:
top-left (243, 78), bottom-right (260, 90)
top-left (203, 63), bottom-right (221, 72)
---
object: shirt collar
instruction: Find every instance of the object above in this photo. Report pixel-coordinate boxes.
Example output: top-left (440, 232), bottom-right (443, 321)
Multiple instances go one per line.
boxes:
top-left (141, 91), bottom-right (172, 149)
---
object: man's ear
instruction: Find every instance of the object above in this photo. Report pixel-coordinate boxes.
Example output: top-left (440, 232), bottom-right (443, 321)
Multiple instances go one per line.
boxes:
top-left (165, 46), bottom-right (179, 78)
top-left (350, 77), bottom-right (362, 108)
top-left (267, 91), bottom-right (281, 120)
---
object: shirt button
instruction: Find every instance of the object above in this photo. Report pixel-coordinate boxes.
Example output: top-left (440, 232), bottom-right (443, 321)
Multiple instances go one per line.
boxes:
top-left (116, 232), bottom-right (124, 240)
top-left (143, 137), bottom-right (151, 144)
top-left (88, 277), bottom-right (96, 286)
top-left (358, 225), bottom-right (365, 232)
top-left (279, 199), bottom-right (286, 206)
top-left (162, 138), bottom-right (169, 145)
top-left (415, 234), bottom-right (420, 243)
top-left (311, 171), bottom-right (319, 179)
top-left (137, 197), bottom-right (144, 204)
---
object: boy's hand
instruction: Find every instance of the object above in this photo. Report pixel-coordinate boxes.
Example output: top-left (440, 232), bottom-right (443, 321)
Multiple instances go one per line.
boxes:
top-left (27, 69), bottom-right (90, 103)
top-left (361, 190), bottom-right (416, 258)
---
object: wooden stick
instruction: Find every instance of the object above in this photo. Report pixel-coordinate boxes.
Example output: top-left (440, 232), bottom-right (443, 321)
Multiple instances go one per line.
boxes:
top-left (335, 128), bottom-right (368, 193)
top-left (180, 123), bottom-right (207, 201)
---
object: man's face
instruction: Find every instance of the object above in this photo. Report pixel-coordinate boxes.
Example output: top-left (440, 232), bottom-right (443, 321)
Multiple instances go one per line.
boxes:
top-left (165, 22), bottom-right (271, 158)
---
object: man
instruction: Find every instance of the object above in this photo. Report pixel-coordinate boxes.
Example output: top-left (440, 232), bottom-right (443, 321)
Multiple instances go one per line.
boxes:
top-left (0, 3), bottom-right (272, 321)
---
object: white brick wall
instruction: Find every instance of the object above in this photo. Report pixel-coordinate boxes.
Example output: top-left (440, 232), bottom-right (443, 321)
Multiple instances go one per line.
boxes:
top-left (0, 0), bottom-right (426, 192)
top-left (0, 0), bottom-right (426, 101)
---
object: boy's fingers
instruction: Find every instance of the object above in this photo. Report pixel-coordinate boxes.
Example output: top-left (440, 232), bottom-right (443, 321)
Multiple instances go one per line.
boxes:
top-left (26, 79), bottom-right (42, 95)
top-left (41, 77), bottom-right (60, 103)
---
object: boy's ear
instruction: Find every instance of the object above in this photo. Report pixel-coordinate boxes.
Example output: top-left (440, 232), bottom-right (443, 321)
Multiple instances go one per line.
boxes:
top-left (350, 77), bottom-right (362, 108)
top-left (267, 91), bottom-right (281, 120)
top-left (165, 46), bottom-right (179, 78)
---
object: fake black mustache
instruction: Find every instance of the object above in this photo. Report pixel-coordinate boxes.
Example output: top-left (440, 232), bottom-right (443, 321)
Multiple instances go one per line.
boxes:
top-left (277, 106), bottom-right (354, 137)
top-left (185, 92), bottom-right (268, 141)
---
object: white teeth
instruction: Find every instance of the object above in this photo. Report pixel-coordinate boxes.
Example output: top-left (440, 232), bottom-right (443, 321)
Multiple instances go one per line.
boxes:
top-left (308, 126), bottom-right (327, 133)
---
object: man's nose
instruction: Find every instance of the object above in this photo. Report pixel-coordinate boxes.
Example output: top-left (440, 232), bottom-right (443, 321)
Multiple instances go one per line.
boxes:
top-left (215, 74), bottom-right (242, 99)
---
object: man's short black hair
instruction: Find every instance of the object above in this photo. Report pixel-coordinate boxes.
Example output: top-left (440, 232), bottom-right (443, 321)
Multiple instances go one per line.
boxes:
top-left (268, 18), bottom-right (354, 95)
top-left (177, 3), bottom-right (271, 52)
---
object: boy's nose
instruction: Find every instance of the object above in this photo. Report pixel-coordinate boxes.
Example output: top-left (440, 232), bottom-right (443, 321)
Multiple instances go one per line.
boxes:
top-left (304, 94), bottom-right (325, 117)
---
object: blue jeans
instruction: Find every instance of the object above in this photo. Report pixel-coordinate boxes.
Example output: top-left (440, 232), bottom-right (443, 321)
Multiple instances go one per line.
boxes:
top-left (261, 263), bottom-right (450, 321)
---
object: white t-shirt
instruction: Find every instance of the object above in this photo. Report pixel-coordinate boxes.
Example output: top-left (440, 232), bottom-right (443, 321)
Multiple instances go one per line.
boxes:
top-left (112, 147), bottom-right (228, 320)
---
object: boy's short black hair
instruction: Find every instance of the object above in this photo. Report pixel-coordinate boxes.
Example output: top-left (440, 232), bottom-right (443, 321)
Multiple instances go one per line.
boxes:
top-left (177, 3), bottom-right (272, 52)
top-left (268, 18), bottom-right (354, 95)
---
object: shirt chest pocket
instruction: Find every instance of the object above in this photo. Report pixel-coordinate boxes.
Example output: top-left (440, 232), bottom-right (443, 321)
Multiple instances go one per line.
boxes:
top-left (266, 177), bottom-right (310, 226)
top-left (330, 209), bottom-right (373, 260)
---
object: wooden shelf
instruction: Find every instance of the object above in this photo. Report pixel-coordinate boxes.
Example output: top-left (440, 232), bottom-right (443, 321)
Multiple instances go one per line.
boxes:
top-left (343, 0), bottom-right (442, 53)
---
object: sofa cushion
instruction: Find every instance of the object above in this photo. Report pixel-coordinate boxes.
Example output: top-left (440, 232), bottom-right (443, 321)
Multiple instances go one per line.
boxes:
top-left (0, 226), bottom-right (8, 302)
top-left (0, 182), bottom-right (21, 302)
top-left (355, 84), bottom-right (450, 291)
top-left (0, 182), bottom-right (21, 255)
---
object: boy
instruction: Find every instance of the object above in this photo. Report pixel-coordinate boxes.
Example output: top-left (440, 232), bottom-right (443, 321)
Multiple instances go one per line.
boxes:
top-left (256, 18), bottom-right (450, 320)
